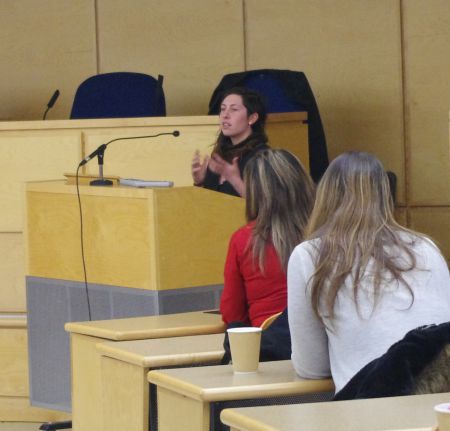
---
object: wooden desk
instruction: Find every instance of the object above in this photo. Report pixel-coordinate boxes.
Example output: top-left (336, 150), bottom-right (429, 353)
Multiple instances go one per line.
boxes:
top-left (65, 310), bottom-right (225, 431)
top-left (147, 359), bottom-right (334, 431)
top-left (98, 333), bottom-right (225, 431)
top-left (381, 429), bottom-right (432, 431)
top-left (220, 392), bottom-right (449, 431)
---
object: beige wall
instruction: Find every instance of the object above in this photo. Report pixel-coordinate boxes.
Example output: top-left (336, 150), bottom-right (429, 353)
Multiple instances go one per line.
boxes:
top-left (0, 0), bottom-right (96, 121)
top-left (0, 0), bottom-right (449, 251)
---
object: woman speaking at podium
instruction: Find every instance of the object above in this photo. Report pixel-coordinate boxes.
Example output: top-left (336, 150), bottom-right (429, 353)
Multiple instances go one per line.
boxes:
top-left (191, 87), bottom-right (269, 197)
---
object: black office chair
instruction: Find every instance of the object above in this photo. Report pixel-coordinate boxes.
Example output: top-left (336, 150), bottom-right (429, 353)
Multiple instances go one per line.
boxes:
top-left (208, 69), bottom-right (329, 182)
top-left (70, 72), bottom-right (166, 119)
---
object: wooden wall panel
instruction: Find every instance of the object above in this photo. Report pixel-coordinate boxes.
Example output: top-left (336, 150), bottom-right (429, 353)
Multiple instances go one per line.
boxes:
top-left (96, 0), bottom-right (245, 116)
top-left (0, 326), bottom-right (28, 397)
top-left (409, 207), bottom-right (450, 264)
top-left (402, 0), bottom-right (450, 205)
top-left (0, 132), bottom-right (81, 231)
top-left (0, 234), bottom-right (25, 312)
top-left (244, 0), bottom-right (406, 204)
top-left (0, 0), bottom-right (96, 121)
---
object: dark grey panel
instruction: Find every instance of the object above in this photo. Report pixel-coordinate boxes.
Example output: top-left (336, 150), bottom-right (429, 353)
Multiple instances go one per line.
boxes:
top-left (158, 284), bottom-right (223, 314)
top-left (26, 276), bottom-right (223, 412)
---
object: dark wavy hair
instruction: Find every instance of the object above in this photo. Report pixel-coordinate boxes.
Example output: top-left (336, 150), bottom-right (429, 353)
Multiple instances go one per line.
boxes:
top-left (212, 87), bottom-right (268, 162)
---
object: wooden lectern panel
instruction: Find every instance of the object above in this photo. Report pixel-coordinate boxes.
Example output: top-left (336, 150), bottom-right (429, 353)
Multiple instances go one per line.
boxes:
top-left (154, 186), bottom-right (244, 289)
top-left (26, 182), bottom-right (245, 290)
top-left (26, 182), bottom-right (153, 288)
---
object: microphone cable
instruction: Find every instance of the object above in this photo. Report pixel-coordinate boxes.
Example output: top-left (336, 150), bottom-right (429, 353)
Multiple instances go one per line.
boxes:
top-left (76, 164), bottom-right (92, 320)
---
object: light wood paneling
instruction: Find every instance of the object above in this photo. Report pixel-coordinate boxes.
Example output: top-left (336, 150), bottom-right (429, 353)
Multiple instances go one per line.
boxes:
top-left (67, 312), bottom-right (225, 431)
top-left (220, 392), bottom-right (448, 431)
top-left (155, 187), bottom-right (245, 289)
top-left (97, 0), bottom-right (245, 116)
top-left (409, 207), bottom-right (450, 263)
top-left (0, 234), bottom-right (25, 312)
top-left (0, 397), bottom-right (70, 423)
top-left (244, 0), bottom-right (405, 204)
top-left (101, 357), bottom-right (148, 431)
top-left (0, 324), bottom-right (28, 397)
top-left (0, 131), bottom-right (81, 231)
top-left (71, 334), bottom-right (103, 431)
top-left (65, 310), bottom-right (225, 341)
top-left (99, 334), bottom-right (224, 431)
top-left (402, 0), bottom-right (450, 205)
top-left (26, 183), bottom-right (245, 289)
top-left (26, 184), bottom-right (154, 288)
top-left (148, 360), bottom-right (334, 431)
top-left (394, 206), bottom-right (407, 227)
top-left (157, 387), bottom-right (210, 431)
top-left (0, 0), bottom-right (96, 121)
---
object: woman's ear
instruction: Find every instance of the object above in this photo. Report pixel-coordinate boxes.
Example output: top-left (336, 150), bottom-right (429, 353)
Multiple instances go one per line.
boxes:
top-left (248, 112), bottom-right (259, 126)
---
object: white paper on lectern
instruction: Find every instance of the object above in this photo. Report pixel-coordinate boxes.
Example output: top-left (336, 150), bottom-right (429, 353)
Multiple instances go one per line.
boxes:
top-left (120, 178), bottom-right (174, 188)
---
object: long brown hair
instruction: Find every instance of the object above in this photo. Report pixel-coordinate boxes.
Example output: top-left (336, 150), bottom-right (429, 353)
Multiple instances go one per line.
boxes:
top-left (212, 87), bottom-right (268, 163)
top-left (244, 149), bottom-right (315, 272)
top-left (306, 151), bottom-right (423, 322)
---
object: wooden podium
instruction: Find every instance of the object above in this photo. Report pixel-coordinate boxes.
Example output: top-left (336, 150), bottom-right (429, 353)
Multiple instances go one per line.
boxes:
top-left (25, 181), bottom-right (244, 411)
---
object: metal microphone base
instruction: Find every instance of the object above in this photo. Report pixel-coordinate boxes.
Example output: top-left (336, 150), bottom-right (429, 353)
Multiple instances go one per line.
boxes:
top-left (90, 178), bottom-right (113, 186)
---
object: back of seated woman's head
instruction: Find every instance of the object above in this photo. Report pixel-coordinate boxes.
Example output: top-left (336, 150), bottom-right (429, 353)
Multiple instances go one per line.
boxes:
top-left (307, 151), bottom-right (395, 237)
top-left (243, 148), bottom-right (315, 271)
top-left (306, 151), bottom-right (423, 321)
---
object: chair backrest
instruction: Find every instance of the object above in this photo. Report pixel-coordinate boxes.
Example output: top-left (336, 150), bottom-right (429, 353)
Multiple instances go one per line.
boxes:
top-left (70, 72), bottom-right (166, 119)
top-left (208, 69), bottom-right (328, 182)
top-left (260, 311), bottom-right (283, 330)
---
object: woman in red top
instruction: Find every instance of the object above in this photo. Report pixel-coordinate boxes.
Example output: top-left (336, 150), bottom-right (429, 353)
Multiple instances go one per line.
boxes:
top-left (220, 149), bottom-right (315, 327)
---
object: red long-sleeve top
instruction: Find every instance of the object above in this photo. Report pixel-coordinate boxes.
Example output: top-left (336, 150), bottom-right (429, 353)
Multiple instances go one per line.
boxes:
top-left (220, 223), bottom-right (287, 327)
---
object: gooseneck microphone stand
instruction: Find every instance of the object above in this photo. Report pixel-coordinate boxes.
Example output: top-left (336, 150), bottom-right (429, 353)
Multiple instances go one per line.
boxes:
top-left (89, 144), bottom-right (113, 186)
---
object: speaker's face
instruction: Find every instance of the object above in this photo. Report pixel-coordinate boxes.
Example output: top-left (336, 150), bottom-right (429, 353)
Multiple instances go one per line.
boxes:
top-left (219, 94), bottom-right (256, 145)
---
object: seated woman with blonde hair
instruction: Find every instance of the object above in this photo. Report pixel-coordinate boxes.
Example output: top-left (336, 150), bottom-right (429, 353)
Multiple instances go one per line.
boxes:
top-left (288, 151), bottom-right (450, 393)
top-left (220, 148), bottom-right (315, 327)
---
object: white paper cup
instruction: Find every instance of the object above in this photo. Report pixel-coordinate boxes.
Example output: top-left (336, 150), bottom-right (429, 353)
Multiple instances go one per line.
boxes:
top-left (227, 327), bottom-right (262, 373)
top-left (434, 403), bottom-right (450, 431)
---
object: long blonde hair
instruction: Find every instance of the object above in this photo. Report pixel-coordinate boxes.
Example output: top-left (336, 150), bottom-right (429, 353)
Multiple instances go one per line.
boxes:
top-left (244, 149), bottom-right (315, 272)
top-left (306, 151), bottom-right (422, 321)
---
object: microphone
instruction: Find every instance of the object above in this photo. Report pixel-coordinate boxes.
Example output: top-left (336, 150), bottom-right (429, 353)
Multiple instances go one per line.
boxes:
top-left (79, 144), bottom-right (107, 167)
top-left (78, 130), bottom-right (180, 167)
top-left (42, 90), bottom-right (60, 120)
